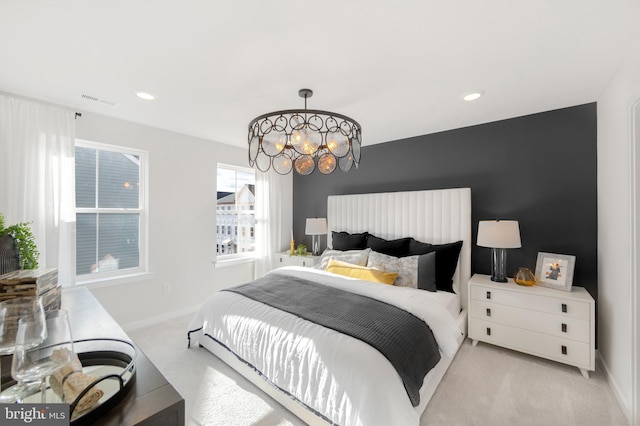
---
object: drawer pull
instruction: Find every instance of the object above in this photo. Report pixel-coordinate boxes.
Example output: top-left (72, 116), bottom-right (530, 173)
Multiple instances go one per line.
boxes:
top-left (561, 323), bottom-right (567, 333)
top-left (561, 303), bottom-right (567, 313)
top-left (486, 327), bottom-right (491, 336)
top-left (486, 291), bottom-right (491, 300)
top-left (486, 308), bottom-right (491, 317)
top-left (302, 261), bottom-right (306, 266)
top-left (280, 258), bottom-right (283, 263)
top-left (561, 345), bottom-right (567, 355)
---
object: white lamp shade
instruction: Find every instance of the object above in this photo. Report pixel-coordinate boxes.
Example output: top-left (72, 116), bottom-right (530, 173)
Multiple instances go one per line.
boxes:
top-left (305, 218), bottom-right (327, 235)
top-left (477, 220), bottom-right (521, 248)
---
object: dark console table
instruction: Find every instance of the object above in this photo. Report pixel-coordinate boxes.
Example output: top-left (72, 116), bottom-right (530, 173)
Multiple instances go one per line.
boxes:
top-left (1, 286), bottom-right (185, 426)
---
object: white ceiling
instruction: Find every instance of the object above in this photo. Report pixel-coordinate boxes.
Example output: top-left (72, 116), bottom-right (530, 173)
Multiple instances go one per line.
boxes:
top-left (1, 1), bottom-right (639, 149)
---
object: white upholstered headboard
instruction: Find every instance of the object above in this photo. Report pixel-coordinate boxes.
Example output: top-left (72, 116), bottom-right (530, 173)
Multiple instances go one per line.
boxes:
top-left (327, 188), bottom-right (472, 309)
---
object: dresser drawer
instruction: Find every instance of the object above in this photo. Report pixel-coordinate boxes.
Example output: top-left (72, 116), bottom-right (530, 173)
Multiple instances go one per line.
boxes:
top-left (469, 319), bottom-right (592, 369)
top-left (470, 300), bottom-right (590, 342)
top-left (275, 253), bottom-right (319, 268)
top-left (471, 285), bottom-right (590, 320)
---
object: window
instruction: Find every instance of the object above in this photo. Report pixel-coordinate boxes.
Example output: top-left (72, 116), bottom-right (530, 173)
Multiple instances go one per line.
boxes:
top-left (75, 140), bottom-right (147, 280)
top-left (216, 164), bottom-right (256, 258)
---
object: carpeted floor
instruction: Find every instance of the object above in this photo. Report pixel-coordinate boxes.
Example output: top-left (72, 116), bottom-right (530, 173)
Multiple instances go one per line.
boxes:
top-left (127, 314), bottom-right (629, 426)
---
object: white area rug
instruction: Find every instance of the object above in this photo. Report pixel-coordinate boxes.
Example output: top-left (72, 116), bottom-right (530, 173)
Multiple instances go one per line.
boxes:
top-left (127, 314), bottom-right (628, 426)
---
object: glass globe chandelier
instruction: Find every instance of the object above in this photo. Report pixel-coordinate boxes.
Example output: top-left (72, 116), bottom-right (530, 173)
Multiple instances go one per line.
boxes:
top-left (248, 89), bottom-right (362, 175)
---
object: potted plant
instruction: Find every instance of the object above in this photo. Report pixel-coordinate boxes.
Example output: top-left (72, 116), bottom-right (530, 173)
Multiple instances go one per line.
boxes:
top-left (295, 244), bottom-right (307, 256)
top-left (0, 212), bottom-right (39, 269)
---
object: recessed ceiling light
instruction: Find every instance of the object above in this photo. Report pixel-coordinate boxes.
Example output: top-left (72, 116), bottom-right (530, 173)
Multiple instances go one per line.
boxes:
top-left (135, 91), bottom-right (156, 101)
top-left (461, 90), bottom-right (485, 102)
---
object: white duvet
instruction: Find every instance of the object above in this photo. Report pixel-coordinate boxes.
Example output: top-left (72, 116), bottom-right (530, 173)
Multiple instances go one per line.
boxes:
top-left (188, 266), bottom-right (464, 426)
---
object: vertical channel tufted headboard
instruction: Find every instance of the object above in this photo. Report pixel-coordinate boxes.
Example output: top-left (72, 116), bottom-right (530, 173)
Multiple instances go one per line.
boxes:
top-left (327, 188), bottom-right (472, 309)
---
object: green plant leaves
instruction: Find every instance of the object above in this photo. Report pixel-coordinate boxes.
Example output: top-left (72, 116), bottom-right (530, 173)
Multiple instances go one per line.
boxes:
top-left (0, 212), bottom-right (39, 269)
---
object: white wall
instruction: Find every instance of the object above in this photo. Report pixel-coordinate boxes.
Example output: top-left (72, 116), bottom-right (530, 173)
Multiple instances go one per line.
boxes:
top-left (76, 112), bottom-right (270, 327)
top-left (597, 32), bottom-right (640, 423)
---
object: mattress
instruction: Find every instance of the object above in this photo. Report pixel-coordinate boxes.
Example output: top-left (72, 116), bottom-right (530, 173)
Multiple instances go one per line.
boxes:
top-left (188, 266), bottom-right (464, 426)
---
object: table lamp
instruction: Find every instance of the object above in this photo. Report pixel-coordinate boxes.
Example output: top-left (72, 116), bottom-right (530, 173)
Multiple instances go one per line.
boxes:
top-left (305, 218), bottom-right (327, 256)
top-left (477, 220), bottom-right (521, 282)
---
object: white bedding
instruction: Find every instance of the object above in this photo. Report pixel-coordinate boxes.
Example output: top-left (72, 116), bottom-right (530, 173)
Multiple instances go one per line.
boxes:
top-left (435, 289), bottom-right (462, 320)
top-left (188, 266), bottom-right (464, 426)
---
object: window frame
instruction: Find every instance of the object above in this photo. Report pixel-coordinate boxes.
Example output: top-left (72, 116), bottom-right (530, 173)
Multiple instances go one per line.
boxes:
top-left (75, 139), bottom-right (149, 284)
top-left (216, 163), bottom-right (256, 264)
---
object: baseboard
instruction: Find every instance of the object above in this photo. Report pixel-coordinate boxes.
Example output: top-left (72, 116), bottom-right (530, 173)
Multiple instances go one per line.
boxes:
top-left (597, 349), bottom-right (633, 424)
top-left (122, 303), bottom-right (201, 332)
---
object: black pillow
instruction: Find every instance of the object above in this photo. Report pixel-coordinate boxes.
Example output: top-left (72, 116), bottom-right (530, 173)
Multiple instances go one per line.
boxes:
top-left (417, 252), bottom-right (437, 292)
top-left (408, 239), bottom-right (433, 254)
top-left (332, 231), bottom-right (368, 250)
top-left (366, 234), bottom-right (412, 257)
top-left (409, 239), bottom-right (463, 293)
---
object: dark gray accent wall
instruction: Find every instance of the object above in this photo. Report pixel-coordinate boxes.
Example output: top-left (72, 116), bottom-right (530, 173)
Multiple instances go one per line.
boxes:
top-left (293, 103), bottom-right (597, 300)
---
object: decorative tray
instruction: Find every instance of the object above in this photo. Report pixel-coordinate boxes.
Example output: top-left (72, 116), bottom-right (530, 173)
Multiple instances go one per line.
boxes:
top-left (21, 338), bottom-right (137, 425)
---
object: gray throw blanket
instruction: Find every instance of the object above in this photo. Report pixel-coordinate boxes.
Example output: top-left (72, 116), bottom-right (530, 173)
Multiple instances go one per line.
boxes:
top-left (224, 272), bottom-right (441, 407)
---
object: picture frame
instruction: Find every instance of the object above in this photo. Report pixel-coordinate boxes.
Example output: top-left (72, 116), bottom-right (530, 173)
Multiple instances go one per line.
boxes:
top-left (535, 252), bottom-right (576, 291)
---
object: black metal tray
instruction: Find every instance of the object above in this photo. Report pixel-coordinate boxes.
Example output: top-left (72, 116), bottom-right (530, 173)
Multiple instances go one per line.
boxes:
top-left (20, 338), bottom-right (137, 425)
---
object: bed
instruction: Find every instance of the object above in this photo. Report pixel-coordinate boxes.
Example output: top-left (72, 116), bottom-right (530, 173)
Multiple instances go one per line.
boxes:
top-left (188, 187), bottom-right (472, 425)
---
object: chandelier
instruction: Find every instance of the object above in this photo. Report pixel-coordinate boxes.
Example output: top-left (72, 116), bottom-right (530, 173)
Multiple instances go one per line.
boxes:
top-left (248, 89), bottom-right (362, 175)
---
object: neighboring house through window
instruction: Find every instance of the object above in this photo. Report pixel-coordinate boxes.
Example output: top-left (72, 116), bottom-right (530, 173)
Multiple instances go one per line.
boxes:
top-left (216, 164), bottom-right (255, 258)
top-left (75, 140), bottom-right (148, 280)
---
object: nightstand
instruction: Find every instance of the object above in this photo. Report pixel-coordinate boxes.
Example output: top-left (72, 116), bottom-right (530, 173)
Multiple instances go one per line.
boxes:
top-left (468, 274), bottom-right (595, 378)
top-left (274, 251), bottom-right (320, 268)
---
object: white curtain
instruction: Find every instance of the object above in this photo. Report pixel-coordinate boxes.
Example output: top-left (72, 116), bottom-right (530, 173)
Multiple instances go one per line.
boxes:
top-left (254, 169), bottom-right (292, 278)
top-left (0, 94), bottom-right (76, 286)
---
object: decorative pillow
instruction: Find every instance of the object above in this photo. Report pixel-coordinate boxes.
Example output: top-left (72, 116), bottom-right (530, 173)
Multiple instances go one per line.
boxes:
top-left (366, 250), bottom-right (418, 288)
top-left (331, 231), bottom-right (369, 250)
top-left (316, 248), bottom-right (371, 271)
top-left (417, 251), bottom-right (437, 292)
top-left (408, 239), bottom-right (463, 293)
top-left (326, 258), bottom-right (398, 285)
top-left (366, 235), bottom-right (412, 257)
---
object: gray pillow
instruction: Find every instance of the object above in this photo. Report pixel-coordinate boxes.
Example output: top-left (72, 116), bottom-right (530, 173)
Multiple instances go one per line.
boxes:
top-left (317, 248), bottom-right (371, 271)
top-left (366, 250), bottom-right (417, 288)
top-left (366, 250), bottom-right (436, 291)
top-left (417, 252), bottom-right (437, 292)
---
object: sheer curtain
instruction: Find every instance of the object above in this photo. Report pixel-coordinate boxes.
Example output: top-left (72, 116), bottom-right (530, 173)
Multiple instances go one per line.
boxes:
top-left (254, 169), bottom-right (293, 278)
top-left (0, 93), bottom-right (76, 286)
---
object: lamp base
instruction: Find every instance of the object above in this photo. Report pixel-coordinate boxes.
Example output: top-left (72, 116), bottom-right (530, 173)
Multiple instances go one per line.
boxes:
top-left (490, 248), bottom-right (509, 283)
top-left (311, 235), bottom-right (321, 256)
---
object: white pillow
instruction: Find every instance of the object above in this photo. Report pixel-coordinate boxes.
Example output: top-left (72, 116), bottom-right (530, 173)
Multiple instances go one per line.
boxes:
top-left (367, 250), bottom-right (418, 288)
top-left (316, 248), bottom-right (371, 271)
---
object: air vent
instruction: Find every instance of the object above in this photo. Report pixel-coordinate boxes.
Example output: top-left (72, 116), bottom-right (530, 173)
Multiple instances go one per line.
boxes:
top-left (79, 93), bottom-right (117, 107)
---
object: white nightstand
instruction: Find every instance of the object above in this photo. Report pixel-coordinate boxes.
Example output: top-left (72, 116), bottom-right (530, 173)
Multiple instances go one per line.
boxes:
top-left (274, 251), bottom-right (320, 268)
top-left (468, 274), bottom-right (595, 378)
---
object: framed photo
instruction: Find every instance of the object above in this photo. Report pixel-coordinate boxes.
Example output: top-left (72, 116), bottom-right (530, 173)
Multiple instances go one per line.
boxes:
top-left (535, 252), bottom-right (576, 291)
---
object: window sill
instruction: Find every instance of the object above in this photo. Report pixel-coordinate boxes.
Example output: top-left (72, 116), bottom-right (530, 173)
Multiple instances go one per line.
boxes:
top-left (78, 271), bottom-right (155, 289)
top-left (214, 256), bottom-right (255, 269)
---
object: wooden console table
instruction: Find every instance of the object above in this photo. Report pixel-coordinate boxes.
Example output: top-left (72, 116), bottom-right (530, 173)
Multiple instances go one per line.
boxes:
top-left (1, 286), bottom-right (185, 426)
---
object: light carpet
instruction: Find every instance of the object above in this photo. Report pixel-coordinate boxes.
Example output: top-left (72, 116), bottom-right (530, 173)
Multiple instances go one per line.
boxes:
top-left (127, 314), bottom-right (628, 426)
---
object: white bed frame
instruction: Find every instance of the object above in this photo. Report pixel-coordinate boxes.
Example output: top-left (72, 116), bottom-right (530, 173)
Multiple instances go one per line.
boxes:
top-left (201, 187), bottom-right (472, 425)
